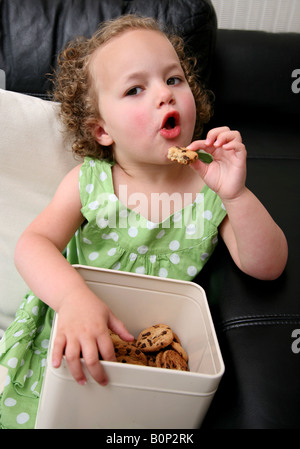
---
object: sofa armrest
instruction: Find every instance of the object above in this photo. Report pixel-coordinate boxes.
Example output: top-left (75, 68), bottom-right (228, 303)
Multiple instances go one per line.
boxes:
top-left (197, 28), bottom-right (300, 429)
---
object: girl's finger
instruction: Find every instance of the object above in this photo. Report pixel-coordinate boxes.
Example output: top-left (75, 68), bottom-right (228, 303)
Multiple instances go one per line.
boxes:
top-left (52, 333), bottom-right (66, 368)
top-left (82, 338), bottom-right (109, 386)
top-left (64, 339), bottom-right (87, 385)
top-left (108, 313), bottom-right (135, 343)
top-left (205, 126), bottom-right (230, 145)
top-left (186, 140), bottom-right (207, 151)
top-left (222, 141), bottom-right (246, 153)
top-left (97, 332), bottom-right (116, 362)
top-left (214, 130), bottom-right (242, 147)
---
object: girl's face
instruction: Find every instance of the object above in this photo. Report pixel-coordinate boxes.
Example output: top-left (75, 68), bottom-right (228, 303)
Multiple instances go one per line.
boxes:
top-left (89, 29), bottom-right (196, 167)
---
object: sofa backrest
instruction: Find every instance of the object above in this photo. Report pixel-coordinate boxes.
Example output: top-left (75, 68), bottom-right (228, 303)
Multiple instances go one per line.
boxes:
top-left (212, 29), bottom-right (299, 118)
top-left (210, 29), bottom-right (300, 159)
top-left (0, 0), bottom-right (217, 98)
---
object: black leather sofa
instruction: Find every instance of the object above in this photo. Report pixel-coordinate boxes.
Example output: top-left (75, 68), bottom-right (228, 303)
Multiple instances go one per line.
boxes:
top-left (1, 0), bottom-right (299, 429)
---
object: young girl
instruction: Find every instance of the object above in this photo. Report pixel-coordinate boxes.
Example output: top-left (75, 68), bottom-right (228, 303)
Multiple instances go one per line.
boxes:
top-left (0, 15), bottom-right (287, 428)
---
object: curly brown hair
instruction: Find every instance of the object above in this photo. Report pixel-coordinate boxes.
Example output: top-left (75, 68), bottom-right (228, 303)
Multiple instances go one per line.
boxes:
top-left (52, 14), bottom-right (213, 160)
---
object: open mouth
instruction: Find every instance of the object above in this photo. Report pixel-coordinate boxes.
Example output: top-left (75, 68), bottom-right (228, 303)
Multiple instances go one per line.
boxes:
top-left (164, 116), bottom-right (176, 129)
top-left (161, 111), bottom-right (179, 130)
top-left (160, 111), bottom-right (181, 139)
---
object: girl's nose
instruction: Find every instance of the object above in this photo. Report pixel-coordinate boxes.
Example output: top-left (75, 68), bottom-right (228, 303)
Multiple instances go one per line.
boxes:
top-left (157, 84), bottom-right (175, 107)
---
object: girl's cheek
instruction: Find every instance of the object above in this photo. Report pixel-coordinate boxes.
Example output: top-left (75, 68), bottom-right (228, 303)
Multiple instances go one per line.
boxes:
top-left (184, 96), bottom-right (197, 126)
top-left (186, 91), bottom-right (197, 113)
top-left (132, 110), bottom-right (149, 129)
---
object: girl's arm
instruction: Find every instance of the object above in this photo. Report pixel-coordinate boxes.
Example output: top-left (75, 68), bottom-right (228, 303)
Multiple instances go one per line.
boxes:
top-left (219, 189), bottom-right (288, 280)
top-left (188, 127), bottom-right (288, 280)
top-left (14, 164), bottom-right (133, 385)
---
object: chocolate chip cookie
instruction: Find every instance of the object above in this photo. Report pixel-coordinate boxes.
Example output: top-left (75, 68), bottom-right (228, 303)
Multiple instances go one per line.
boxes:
top-left (156, 349), bottom-right (189, 371)
top-left (136, 324), bottom-right (174, 352)
top-left (114, 343), bottom-right (148, 366)
top-left (167, 146), bottom-right (198, 165)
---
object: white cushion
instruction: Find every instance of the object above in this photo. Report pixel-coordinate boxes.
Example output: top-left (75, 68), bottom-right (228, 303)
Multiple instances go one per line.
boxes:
top-left (0, 89), bottom-right (77, 330)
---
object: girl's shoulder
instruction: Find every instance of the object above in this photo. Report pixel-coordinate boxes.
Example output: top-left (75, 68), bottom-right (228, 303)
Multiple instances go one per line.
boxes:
top-left (79, 158), bottom-right (114, 208)
top-left (79, 157), bottom-right (113, 182)
top-left (81, 156), bottom-right (113, 170)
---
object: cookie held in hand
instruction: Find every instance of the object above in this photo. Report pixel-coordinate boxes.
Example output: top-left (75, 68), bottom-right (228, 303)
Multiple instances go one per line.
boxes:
top-left (168, 146), bottom-right (213, 165)
top-left (167, 146), bottom-right (198, 165)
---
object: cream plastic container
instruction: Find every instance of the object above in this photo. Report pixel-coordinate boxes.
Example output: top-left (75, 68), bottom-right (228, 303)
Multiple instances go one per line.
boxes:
top-left (35, 265), bottom-right (224, 429)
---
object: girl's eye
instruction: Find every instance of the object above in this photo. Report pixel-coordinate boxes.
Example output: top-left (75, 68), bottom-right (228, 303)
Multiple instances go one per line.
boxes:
top-left (126, 86), bottom-right (143, 96)
top-left (167, 77), bottom-right (181, 86)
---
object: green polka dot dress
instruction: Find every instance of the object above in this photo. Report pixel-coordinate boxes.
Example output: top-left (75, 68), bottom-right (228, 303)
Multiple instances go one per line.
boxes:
top-left (0, 295), bottom-right (54, 428)
top-left (0, 157), bottom-right (226, 428)
top-left (68, 158), bottom-right (227, 280)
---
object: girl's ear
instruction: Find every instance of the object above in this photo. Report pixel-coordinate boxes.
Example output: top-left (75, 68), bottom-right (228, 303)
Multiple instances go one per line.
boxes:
top-left (93, 121), bottom-right (114, 147)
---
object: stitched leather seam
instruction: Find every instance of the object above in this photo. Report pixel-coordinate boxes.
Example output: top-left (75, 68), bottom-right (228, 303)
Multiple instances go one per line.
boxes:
top-left (222, 313), bottom-right (300, 322)
top-left (218, 315), bottom-right (300, 333)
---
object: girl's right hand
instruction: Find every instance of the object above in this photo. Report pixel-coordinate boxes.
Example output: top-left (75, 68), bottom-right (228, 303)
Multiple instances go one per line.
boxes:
top-left (51, 288), bottom-right (134, 386)
top-left (188, 127), bottom-right (247, 202)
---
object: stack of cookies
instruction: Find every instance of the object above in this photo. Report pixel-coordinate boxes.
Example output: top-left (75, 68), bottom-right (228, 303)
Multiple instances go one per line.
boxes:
top-left (110, 323), bottom-right (189, 371)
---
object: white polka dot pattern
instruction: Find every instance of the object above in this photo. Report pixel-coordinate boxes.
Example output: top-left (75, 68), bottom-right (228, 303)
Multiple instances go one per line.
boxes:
top-left (71, 158), bottom-right (227, 281)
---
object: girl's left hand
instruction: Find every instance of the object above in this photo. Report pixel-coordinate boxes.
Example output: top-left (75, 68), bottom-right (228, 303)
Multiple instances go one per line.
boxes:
top-left (187, 126), bottom-right (247, 201)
